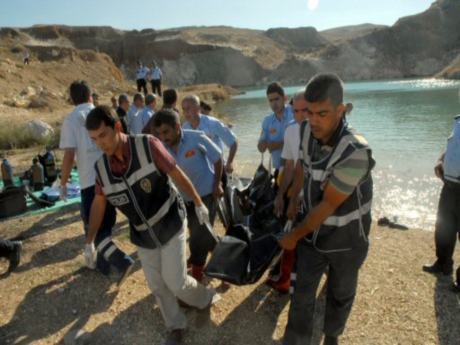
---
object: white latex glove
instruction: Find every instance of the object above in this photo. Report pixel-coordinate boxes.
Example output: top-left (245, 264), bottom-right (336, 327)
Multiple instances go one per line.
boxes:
top-left (59, 185), bottom-right (67, 202)
top-left (195, 204), bottom-right (210, 225)
top-left (84, 243), bottom-right (97, 269)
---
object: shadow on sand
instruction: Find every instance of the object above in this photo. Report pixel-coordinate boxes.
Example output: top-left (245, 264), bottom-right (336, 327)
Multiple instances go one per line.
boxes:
top-left (434, 275), bottom-right (460, 345)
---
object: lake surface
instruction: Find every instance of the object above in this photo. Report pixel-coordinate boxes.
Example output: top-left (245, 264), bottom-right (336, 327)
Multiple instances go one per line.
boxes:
top-left (215, 79), bottom-right (460, 230)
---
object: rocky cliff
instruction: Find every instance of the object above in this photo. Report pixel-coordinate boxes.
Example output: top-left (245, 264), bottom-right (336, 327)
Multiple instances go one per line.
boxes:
top-left (2, 0), bottom-right (459, 87)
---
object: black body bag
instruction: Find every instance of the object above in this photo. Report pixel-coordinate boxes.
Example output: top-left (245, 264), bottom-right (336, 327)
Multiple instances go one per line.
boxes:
top-left (204, 224), bottom-right (281, 285)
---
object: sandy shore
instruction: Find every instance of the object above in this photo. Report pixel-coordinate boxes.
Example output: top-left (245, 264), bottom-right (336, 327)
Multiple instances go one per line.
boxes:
top-left (1, 207), bottom-right (459, 345)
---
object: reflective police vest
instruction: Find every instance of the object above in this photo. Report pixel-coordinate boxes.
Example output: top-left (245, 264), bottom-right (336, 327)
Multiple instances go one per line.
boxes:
top-left (299, 121), bottom-right (374, 252)
top-left (443, 115), bottom-right (460, 184)
top-left (95, 135), bottom-right (185, 249)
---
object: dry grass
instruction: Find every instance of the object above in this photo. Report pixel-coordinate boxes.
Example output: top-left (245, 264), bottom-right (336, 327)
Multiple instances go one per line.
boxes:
top-left (1, 208), bottom-right (459, 345)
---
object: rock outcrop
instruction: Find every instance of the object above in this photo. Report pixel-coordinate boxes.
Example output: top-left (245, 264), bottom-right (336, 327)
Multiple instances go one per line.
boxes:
top-left (1, 0), bottom-right (459, 87)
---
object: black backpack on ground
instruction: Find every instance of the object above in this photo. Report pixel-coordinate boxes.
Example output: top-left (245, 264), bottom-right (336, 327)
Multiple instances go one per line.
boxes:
top-left (0, 186), bottom-right (27, 218)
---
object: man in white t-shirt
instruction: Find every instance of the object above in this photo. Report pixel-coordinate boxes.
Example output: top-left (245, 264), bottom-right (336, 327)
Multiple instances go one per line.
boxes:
top-left (268, 92), bottom-right (309, 294)
top-left (59, 80), bottom-right (134, 283)
top-left (274, 92), bottom-right (309, 216)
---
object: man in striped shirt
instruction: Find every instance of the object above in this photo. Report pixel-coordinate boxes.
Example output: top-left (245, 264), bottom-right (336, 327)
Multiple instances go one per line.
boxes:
top-left (280, 74), bottom-right (374, 345)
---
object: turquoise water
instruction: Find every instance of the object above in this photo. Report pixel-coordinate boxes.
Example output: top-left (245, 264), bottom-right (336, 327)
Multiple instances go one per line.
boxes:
top-left (215, 79), bottom-right (460, 230)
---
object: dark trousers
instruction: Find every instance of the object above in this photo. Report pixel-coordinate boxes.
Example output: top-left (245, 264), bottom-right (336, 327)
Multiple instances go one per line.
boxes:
top-left (185, 194), bottom-right (217, 266)
top-left (434, 182), bottom-right (460, 268)
top-left (151, 79), bottom-right (162, 96)
top-left (136, 79), bottom-right (147, 95)
top-left (0, 239), bottom-right (14, 258)
top-left (283, 241), bottom-right (368, 345)
top-left (80, 186), bottom-right (132, 275)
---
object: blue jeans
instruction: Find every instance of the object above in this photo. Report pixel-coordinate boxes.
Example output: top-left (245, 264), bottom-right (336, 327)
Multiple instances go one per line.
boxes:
top-left (80, 185), bottom-right (133, 275)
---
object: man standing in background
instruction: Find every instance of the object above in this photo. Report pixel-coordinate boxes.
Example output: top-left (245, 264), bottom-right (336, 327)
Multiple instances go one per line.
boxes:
top-left (150, 62), bottom-right (163, 96)
top-left (59, 80), bottom-right (134, 282)
top-left (182, 95), bottom-right (237, 176)
top-left (257, 82), bottom-right (293, 180)
top-left (130, 93), bottom-right (156, 135)
top-left (135, 61), bottom-right (149, 95)
top-left (127, 93), bottom-right (145, 134)
top-left (423, 114), bottom-right (460, 293)
top-left (116, 93), bottom-right (130, 134)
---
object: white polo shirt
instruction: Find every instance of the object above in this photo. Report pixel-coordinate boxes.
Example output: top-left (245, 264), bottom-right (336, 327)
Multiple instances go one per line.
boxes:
top-left (151, 67), bottom-right (162, 80)
top-left (281, 122), bottom-right (300, 163)
top-left (59, 103), bottom-right (101, 189)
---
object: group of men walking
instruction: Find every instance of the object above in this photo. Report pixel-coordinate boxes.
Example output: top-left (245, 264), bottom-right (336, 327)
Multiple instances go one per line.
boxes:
top-left (54, 70), bottom-right (460, 345)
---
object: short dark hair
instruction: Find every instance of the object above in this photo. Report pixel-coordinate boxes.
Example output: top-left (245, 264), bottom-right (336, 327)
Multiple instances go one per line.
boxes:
top-left (163, 89), bottom-right (178, 106)
top-left (266, 82), bottom-right (285, 97)
top-left (305, 73), bottom-right (344, 106)
top-left (118, 93), bottom-right (129, 104)
top-left (86, 105), bottom-right (117, 130)
top-left (69, 80), bottom-right (91, 105)
top-left (133, 93), bottom-right (144, 103)
top-left (152, 109), bottom-right (180, 129)
top-left (145, 93), bottom-right (157, 105)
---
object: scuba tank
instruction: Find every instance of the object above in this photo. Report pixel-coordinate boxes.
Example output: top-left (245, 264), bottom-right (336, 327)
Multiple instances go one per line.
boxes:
top-left (1, 158), bottom-right (14, 188)
top-left (31, 158), bottom-right (45, 191)
top-left (39, 149), bottom-right (57, 184)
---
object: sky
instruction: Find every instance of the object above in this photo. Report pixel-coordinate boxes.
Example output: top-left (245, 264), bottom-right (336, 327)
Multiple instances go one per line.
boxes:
top-left (0, 0), bottom-right (434, 31)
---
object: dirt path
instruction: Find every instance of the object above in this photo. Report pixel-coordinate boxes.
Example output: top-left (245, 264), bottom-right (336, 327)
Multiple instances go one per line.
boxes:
top-left (1, 208), bottom-right (459, 345)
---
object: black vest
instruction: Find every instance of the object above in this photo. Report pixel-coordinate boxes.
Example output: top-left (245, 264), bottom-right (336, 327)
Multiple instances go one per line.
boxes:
top-left (300, 120), bottom-right (374, 252)
top-left (95, 135), bottom-right (185, 249)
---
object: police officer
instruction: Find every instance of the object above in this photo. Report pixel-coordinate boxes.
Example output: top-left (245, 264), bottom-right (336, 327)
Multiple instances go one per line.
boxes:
top-left (85, 106), bottom-right (216, 345)
top-left (182, 95), bottom-right (237, 175)
top-left (135, 61), bottom-right (149, 95)
top-left (279, 74), bottom-right (375, 345)
top-left (150, 109), bottom-right (223, 282)
top-left (257, 82), bottom-right (294, 180)
top-left (423, 114), bottom-right (460, 293)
